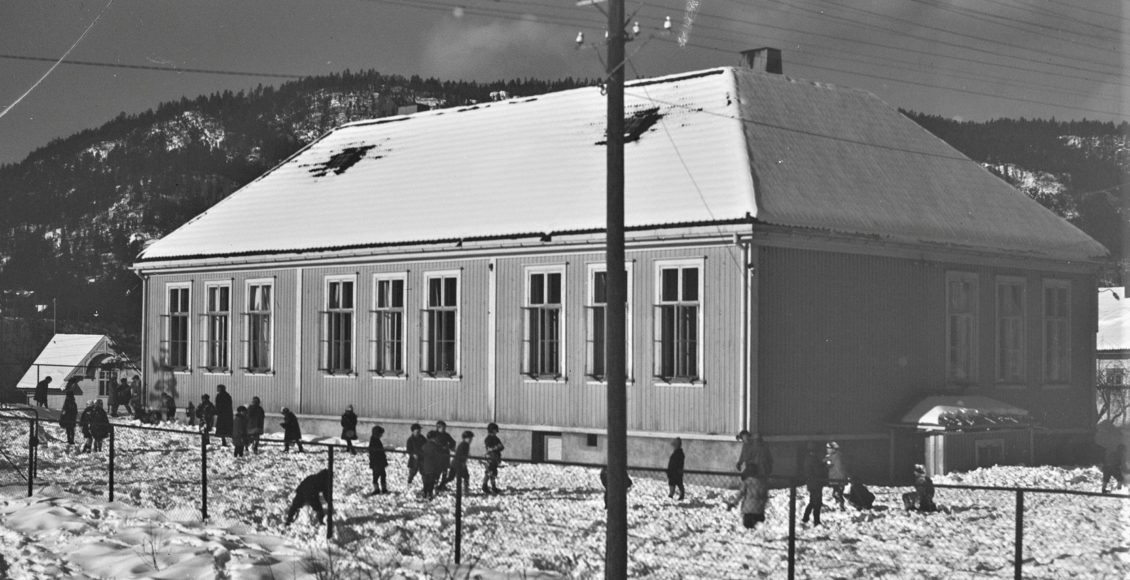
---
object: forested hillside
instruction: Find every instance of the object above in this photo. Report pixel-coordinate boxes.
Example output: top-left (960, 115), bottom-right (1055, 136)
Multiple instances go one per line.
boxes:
top-left (0, 71), bottom-right (1123, 359)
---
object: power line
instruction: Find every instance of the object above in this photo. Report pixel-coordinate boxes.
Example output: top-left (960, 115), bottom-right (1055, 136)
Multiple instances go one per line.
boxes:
top-left (0, 53), bottom-right (304, 79)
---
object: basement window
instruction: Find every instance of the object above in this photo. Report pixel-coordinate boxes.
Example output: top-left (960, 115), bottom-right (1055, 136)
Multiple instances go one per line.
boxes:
top-left (586, 433), bottom-right (599, 447)
top-left (595, 107), bottom-right (663, 145)
top-left (309, 145), bottom-right (376, 177)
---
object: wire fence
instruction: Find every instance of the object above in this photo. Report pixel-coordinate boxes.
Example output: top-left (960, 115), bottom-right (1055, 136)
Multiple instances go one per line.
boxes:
top-left (1, 404), bottom-right (1127, 578)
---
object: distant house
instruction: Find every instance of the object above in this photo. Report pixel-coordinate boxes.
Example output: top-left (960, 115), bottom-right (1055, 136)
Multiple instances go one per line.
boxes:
top-left (132, 53), bottom-right (1107, 480)
top-left (15, 334), bottom-right (139, 407)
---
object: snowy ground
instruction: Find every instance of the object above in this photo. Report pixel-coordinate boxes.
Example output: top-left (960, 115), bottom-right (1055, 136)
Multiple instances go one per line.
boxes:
top-left (0, 416), bottom-right (1128, 579)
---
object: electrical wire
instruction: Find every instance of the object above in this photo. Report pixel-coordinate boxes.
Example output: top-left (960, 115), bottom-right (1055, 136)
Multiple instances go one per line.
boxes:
top-left (0, 53), bottom-right (305, 79)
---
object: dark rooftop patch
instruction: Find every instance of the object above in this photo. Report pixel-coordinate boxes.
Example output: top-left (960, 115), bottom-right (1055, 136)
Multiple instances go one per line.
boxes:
top-left (595, 107), bottom-right (663, 145)
top-left (309, 145), bottom-right (377, 177)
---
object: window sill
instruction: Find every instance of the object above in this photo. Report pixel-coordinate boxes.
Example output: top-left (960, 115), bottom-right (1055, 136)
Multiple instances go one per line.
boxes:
top-left (523, 376), bottom-right (568, 384)
top-left (323, 372), bottom-right (358, 379)
top-left (172, 369), bottom-right (191, 375)
top-left (242, 370), bottom-right (275, 377)
top-left (422, 375), bottom-right (461, 382)
top-left (371, 373), bottom-right (408, 380)
top-left (203, 370), bottom-right (232, 376)
top-left (654, 378), bottom-right (705, 388)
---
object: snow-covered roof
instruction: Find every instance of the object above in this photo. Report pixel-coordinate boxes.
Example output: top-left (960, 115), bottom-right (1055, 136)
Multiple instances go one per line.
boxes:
top-left (901, 395), bottom-right (1029, 431)
top-left (137, 67), bottom-right (1106, 264)
top-left (1098, 287), bottom-right (1129, 352)
top-left (16, 334), bottom-right (116, 391)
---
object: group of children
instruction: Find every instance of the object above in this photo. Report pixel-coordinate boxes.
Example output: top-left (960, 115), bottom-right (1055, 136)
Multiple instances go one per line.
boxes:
top-left (362, 419), bottom-right (506, 499)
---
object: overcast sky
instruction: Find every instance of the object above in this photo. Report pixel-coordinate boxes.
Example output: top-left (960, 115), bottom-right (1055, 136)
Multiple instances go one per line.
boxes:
top-left (0, 0), bottom-right (1125, 165)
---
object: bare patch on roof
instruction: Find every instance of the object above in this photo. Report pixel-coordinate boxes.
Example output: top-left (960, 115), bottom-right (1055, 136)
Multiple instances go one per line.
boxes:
top-left (596, 107), bottom-right (663, 145)
top-left (308, 145), bottom-right (377, 177)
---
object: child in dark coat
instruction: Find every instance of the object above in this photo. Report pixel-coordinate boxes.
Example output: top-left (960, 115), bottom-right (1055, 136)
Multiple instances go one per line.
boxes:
top-left (281, 407), bottom-right (304, 452)
top-left (79, 401), bottom-right (95, 453)
top-left (1102, 444), bottom-right (1125, 494)
top-left (196, 394), bottom-right (216, 444)
top-left (902, 464), bottom-right (937, 512)
top-left (419, 432), bottom-right (450, 500)
top-left (368, 425), bottom-right (389, 495)
top-left (247, 396), bottom-right (265, 454)
top-left (186, 401), bottom-right (196, 426)
top-left (801, 442), bottom-right (826, 526)
top-left (341, 405), bottom-right (359, 454)
top-left (406, 423), bottom-right (426, 486)
top-left (482, 422), bottom-right (504, 495)
top-left (163, 392), bottom-right (177, 422)
top-left (285, 469), bottom-right (333, 526)
top-left (232, 406), bottom-right (249, 458)
top-left (727, 466), bottom-right (770, 529)
top-left (667, 437), bottom-right (686, 500)
top-left (442, 431), bottom-right (474, 491)
top-left (60, 390), bottom-right (78, 446)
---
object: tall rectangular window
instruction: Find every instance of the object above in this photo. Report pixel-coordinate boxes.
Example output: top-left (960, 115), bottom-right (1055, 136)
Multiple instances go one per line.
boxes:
top-left (244, 281), bottom-right (272, 373)
top-left (421, 273), bottom-right (458, 377)
top-left (164, 285), bottom-right (191, 371)
top-left (654, 262), bottom-right (702, 382)
top-left (586, 265), bottom-right (632, 381)
top-left (320, 277), bottom-right (355, 374)
top-left (946, 272), bottom-right (978, 382)
top-left (203, 284), bottom-right (231, 372)
top-left (523, 268), bottom-right (564, 379)
top-left (370, 275), bottom-right (406, 376)
top-left (996, 278), bottom-right (1026, 382)
top-left (1043, 280), bottom-right (1070, 383)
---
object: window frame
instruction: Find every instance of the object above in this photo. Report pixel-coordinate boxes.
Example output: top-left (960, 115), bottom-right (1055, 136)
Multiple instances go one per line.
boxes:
top-left (945, 271), bottom-right (979, 385)
top-left (320, 275), bottom-right (357, 376)
top-left (243, 278), bottom-right (274, 375)
top-left (585, 262), bottom-right (634, 383)
top-left (420, 270), bottom-right (461, 379)
top-left (1041, 279), bottom-right (1071, 386)
top-left (995, 276), bottom-right (1027, 385)
top-left (522, 265), bottom-right (567, 381)
top-left (201, 282), bottom-right (232, 374)
top-left (370, 272), bottom-right (408, 378)
top-left (163, 282), bottom-right (192, 373)
top-left (652, 258), bottom-right (705, 386)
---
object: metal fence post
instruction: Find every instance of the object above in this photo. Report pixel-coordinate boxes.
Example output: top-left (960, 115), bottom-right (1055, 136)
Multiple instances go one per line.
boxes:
top-left (108, 426), bottom-right (115, 501)
top-left (455, 472), bottom-right (463, 565)
top-left (26, 419), bottom-right (34, 497)
top-left (201, 430), bottom-right (208, 521)
top-left (1014, 489), bottom-right (1024, 580)
top-left (327, 445), bottom-right (334, 540)
top-left (788, 481), bottom-right (797, 580)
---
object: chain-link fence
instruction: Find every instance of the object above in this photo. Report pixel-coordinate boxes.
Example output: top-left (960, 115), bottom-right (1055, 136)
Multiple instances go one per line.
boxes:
top-left (1, 404), bottom-right (1127, 578)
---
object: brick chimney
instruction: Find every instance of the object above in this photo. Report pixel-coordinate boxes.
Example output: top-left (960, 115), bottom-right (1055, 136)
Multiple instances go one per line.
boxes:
top-left (740, 48), bottom-right (782, 74)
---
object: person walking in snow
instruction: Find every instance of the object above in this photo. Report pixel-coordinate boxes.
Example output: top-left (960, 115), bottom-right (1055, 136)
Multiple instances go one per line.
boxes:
top-left (117, 378), bottom-right (134, 417)
top-left (214, 384), bottom-right (234, 447)
top-left (196, 394), bottom-right (216, 444)
top-left (89, 399), bottom-right (111, 452)
top-left (442, 430), bottom-right (474, 492)
top-left (368, 425), bottom-right (389, 495)
top-left (247, 396), bottom-right (265, 454)
top-left (1101, 443), bottom-right (1125, 494)
top-left (33, 376), bottom-right (51, 408)
top-left (281, 407), bottom-right (304, 452)
top-left (736, 430), bottom-right (773, 479)
top-left (801, 441), bottom-right (826, 526)
top-left (482, 422), bottom-right (504, 495)
top-left (432, 420), bottom-right (457, 491)
top-left (60, 386), bottom-right (79, 446)
top-left (232, 405), bottom-right (249, 458)
top-left (727, 463), bottom-right (770, 529)
top-left (285, 469), bottom-right (333, 526)
top-left (667, 437), bottom-right (686, 501)
top-left (79, 400), bottom-right (95, 453)
top-left (340, 405), bottom-right (359, 455)
top-left (419, 431), bottom-right (450, 499)
top-left (186, 401), bottom-right (196, 427)
top-left (825, 441), bottom-right (847, 509)
top-left (406, 423), bottom-right (426, 486)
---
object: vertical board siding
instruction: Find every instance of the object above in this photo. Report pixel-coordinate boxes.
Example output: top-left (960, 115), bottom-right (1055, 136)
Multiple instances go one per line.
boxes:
top-left (495, 245), bottom-right (744, 435)
top-left (299, 260), bottom-right (491, 424)
top-left (143, 269), bottom-right (298, 413)
top-left (757, 246), bottom-right (1095, 436)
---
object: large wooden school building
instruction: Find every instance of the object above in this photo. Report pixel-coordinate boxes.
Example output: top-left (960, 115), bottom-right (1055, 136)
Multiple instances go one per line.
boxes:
top-left (133, 55), bottom-right (1107, 480)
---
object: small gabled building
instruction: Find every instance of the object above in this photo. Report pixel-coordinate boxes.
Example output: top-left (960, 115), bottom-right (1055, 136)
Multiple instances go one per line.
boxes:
top-left (15, 334), bottom-right (139, 407)
top-left (132, 56), bottom-right (1107, 480)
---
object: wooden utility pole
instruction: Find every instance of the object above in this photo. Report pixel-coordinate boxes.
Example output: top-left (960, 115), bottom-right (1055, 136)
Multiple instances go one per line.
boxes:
top-left (604, 0), bottom-right (628, 576)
